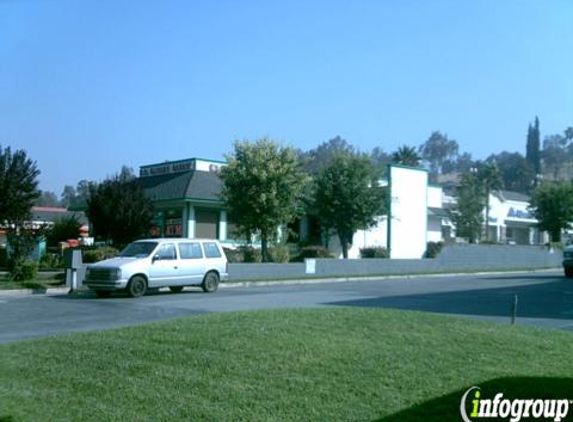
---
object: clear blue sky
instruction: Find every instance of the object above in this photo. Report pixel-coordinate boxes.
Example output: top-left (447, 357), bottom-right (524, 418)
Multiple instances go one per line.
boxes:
top-left (1, 0), bottom-right (572, 194)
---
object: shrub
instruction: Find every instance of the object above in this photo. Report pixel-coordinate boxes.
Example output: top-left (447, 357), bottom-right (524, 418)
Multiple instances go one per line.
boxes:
top-left (424, 241), bottom-right (444, 258)
top-left (239, 246), bottom-right (262, 263)
top-left (292, 245), bottom-right (333, 261)
top-left (10, 260), bottom-right (39, 281)
top-left (82, 246), bottom-right (120, 263)
top-left (222, 246), bottom-right (264, 263)
top-left (223, 247), bottom-right (243, 263)
top-left (46, 216), bottom-right (81, 247)
top-left (480, 240), bottom-right (498, 245)
top-left (269, 245), bottom-right (290, 263)
top-left (360, 246), bottom-right (388, 258)
top-left (39, 253), bottom-right (64, 269)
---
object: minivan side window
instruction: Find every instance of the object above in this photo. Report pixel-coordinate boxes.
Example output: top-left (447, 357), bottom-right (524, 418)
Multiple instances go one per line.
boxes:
top-left (203, 242), bottom-right (222, 258)
top-left (179, 243), bottom-right (203, 259)
top-left (156, 243), bottom-right (177, 260)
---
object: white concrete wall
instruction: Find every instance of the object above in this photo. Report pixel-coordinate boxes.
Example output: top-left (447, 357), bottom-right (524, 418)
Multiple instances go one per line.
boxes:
top-left (195, 159), bottom-right (225, 172)
top-left (427, 186), bottom-right (443, 208)
top-left (328, 216), bottom-right (387, 259)
top-left (389, 166), bottom-right (428, 259)
top-left (427, 217), bottom-right (443, 243)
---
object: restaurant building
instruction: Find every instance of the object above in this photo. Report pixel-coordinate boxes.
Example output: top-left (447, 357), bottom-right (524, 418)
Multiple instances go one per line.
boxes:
top-left (137, 158), bottom-right (239, 246)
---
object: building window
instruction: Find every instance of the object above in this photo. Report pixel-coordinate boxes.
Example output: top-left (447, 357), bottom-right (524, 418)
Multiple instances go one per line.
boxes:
top-left (151, 208), bottom-right (183, 238)
top-left (195, 208), bottom-right (219, 239)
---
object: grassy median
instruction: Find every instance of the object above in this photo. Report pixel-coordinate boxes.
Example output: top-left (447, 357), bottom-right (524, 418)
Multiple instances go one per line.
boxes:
top-left (1, 308), bottom-right (572, 421)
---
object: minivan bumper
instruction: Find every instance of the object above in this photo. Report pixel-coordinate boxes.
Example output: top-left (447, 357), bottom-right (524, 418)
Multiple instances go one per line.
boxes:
top-left (84, 279), bottom-right (129, 291)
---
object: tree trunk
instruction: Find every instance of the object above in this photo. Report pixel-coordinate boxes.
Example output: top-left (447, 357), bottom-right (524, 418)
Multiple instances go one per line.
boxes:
top-left (261, 232), bottom-right (269, 262)
top-left (551, 229), bottom-right (561, 244)
top-left (339, 233), bottom-right (349, 259)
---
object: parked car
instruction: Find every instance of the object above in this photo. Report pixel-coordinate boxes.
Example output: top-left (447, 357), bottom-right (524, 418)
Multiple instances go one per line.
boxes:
top-left (563, 245), bottom-right (573, 278)
top-left (84, 238), bottom-right (228, 298)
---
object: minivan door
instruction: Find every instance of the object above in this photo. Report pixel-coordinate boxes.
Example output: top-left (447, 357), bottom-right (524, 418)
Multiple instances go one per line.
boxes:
top-left (176, 242), bottom-right (206, 285)
top-left (148, 243), bottom-right (181, 287)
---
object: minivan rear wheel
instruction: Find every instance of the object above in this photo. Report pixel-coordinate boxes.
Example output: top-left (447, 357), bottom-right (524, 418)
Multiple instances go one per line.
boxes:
top-left (201, 271), bottom-right (219, 293)
top-left (127, 275), bottom-right (147, 298)
top-left (565, 267), bottom-right (573, 278)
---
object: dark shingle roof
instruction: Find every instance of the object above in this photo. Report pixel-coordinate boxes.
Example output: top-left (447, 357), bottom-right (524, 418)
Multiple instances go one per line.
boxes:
top-left (30, 207), bottom-right (88, 225)
top-left (499, 190), bottom-right (530, 202)
top-left (184, 171), bottom-right (222, 201)
top-left (138, 171), bottom-right (222, 203)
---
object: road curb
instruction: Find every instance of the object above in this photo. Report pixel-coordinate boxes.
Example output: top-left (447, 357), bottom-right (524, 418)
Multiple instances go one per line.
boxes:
top-left (0, 268), bottom-right (560, 297)
top-left (220, 268), bottom-right (561, 288)
top-left (0, 287), bottom-right (71, 297)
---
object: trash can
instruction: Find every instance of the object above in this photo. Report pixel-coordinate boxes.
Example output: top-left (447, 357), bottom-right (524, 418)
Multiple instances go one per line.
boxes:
top-left (64, 249), bottom-right (83, 293)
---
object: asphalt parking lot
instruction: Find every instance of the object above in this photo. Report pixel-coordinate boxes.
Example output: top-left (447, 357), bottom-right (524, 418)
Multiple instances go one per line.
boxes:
top-left (1, 270), bottom-right (572, 343)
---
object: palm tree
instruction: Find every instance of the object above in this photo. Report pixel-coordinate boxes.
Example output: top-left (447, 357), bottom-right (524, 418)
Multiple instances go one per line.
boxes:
top-left (391, 145), bottom-right (421, 167)
top-left (478, 162), bottom-right (503, 241)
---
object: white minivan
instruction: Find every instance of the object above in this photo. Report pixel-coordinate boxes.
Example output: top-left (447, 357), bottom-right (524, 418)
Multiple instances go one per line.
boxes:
top-left (84, 238), bottom-right (228, 298)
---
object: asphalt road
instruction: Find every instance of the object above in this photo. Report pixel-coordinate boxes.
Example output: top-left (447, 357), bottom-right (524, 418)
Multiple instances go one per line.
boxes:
top-left (1, 270), bottom-right (572, 343)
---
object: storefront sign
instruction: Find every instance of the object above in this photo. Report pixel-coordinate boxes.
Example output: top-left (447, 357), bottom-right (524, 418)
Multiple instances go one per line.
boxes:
top-left (140, 160), bottom-right (196, 177)
top-left (165, 218), bottom-right (183, 236)
top-left (507, 207), bottom-right (533, 219)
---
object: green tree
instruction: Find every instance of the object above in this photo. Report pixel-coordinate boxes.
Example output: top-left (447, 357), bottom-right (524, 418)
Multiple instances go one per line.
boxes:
top-left (442, 152), bottom-right (475, 175)
top-left (487, 151), bottom-right (534, 193)
top-left (314, 152), bottom-right (386, 258)
top-left (0, 146), bottom-right (40, 224)
top-left (391, 145), bottom-right (421, 167)
top-left (529, 181), bottom-right (573, 243)
top-left (478, 162), bottom-right (502, 241)
top-left (219, 138), bottom-right (307, 262)
top-left (302, 136), bottom-right (356, 174)
top-left (0, 145), bottom-right (42, 278)
top-left (61, 185), bottom-right (76, 208)
top-left (451, 170), bottom-right (484, 243)
top-left (46, 216), bottom-right (82, 247)
top-left (86, 172), bottom-right (154, 247)
top-left (34, 190), bottom-right (60, 207)
top-left (369, 146), bottom-right (392, 176)
top-left (526, 116), bottom-right (541, 178)
top-left (542, 134), bottom-right (569, 180)
top-left (418, 131), bottom-right (459, 179)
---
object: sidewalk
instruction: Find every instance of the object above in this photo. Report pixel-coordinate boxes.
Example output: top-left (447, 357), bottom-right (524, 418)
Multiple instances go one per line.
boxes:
top-left (0, 267), bottom-right (561, 297)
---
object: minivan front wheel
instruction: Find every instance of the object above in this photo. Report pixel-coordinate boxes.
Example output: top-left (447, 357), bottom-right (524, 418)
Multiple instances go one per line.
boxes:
top-left (202, 271), bottom-right (219, 293)
top-left (127, 276), bottom-right (147, 298)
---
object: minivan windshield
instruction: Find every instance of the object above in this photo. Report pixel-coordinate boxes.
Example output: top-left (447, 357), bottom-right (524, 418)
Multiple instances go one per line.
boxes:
top-left (120, 242), bottom-right (158, 258)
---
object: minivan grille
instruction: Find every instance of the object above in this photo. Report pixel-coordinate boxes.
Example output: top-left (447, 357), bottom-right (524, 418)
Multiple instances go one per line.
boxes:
top-left (88, 268), bottom-right (117, 281)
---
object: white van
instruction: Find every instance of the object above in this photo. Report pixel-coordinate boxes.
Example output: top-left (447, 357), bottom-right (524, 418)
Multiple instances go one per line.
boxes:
top-left (84, 238), bottom-right (228, 298)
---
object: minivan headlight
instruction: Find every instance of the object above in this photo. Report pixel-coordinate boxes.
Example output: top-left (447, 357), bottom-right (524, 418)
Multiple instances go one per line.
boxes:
top-left (113, 268), bottom-right (122, 280)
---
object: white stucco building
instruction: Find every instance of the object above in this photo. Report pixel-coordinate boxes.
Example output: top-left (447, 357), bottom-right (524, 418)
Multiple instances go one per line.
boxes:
top-left (322, 165), bottom-right (546, 259)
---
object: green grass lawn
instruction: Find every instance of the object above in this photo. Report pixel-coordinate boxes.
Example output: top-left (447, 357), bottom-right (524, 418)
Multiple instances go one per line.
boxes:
top-left (1, 308), bottom-right (572, 422)
top-left (0, 275), bottom-right (64, 291)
